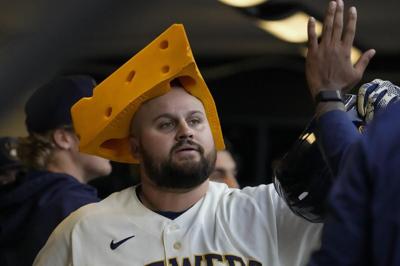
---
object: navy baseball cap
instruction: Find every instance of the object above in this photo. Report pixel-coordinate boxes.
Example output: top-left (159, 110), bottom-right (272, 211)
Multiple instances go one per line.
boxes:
top-left (25, 75), bottom-right (96, 134)
top-left (0, 137), bottom-right (21, 171)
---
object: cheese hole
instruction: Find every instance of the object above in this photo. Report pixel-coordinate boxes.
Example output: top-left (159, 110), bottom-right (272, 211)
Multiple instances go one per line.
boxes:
top-left (126, 71), bottom-right (136, 83)
top-left (161, 65), bottom-right (170, 74)
top-left (160, 40), bottom-right (169, 50)
top-left (105, 107), bottom-right (112, 118)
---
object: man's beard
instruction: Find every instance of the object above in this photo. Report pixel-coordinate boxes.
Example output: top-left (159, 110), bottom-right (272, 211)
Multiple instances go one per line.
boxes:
top-left (140, 140), bottom-right (216, 189)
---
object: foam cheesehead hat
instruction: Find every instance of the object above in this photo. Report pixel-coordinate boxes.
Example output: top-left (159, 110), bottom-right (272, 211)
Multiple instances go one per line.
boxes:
top-left (71, 24), bottom-right (225, 163)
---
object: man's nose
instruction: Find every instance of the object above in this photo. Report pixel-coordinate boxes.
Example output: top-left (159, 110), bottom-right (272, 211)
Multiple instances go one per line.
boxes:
top-left (176, 121), bottom-right (194, 140)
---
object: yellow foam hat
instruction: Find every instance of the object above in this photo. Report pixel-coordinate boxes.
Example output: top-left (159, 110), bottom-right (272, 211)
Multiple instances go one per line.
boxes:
top-left (71, 24), bottom-right (225, 163)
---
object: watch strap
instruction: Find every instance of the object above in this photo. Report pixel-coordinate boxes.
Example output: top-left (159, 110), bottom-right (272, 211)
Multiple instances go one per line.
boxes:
top-left (315, 90), bottom-right (343, 103)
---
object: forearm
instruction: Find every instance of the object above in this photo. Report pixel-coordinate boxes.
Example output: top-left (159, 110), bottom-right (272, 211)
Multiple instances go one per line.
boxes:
top-left (315, 102), bottom-right (346, 119)
top-left (315, 102), bottom-right (361, 176)
top-left (308, 139), bottom-right (370, 266)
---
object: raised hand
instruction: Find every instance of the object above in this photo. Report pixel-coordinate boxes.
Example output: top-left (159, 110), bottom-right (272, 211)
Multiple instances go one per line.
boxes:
top-left (306, 0), bottom-right (376, 100)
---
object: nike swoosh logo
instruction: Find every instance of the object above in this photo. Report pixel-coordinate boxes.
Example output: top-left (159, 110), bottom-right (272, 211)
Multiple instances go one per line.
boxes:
top-left (110, 235), bottom-right (135, 250)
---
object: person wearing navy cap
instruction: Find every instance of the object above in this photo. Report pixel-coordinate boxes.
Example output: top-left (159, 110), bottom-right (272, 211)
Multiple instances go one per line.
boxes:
top-left (0, 75), bottom-right (112, 266)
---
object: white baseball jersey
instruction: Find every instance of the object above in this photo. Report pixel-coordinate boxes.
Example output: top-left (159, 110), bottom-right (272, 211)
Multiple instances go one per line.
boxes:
top-left (34, 182), bottom-right (322, 266)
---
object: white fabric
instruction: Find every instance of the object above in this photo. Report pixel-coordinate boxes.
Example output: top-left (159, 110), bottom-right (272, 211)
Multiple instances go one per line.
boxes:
top-left (34, 182), bottom-right (322, 266)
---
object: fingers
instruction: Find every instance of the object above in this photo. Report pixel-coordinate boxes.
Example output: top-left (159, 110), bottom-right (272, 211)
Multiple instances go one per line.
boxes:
top-left (332, 0), bottom-right (344, 42)
top-left (357, 82), bottom-right (379, 117)
top-left (354, 49), bottom-right (376, 75)
top-left (343, 7), bottom-right (357, 48)
top-left (357, 85), bottom-right (367, 117)
top-left (307, 17), bottom-right (318, 50)
top-left (321, 1), bottom-right (337, 44)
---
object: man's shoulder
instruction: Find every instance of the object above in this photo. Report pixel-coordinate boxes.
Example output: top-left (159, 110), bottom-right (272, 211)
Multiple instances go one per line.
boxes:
top-left (56, 186), bottom-right (136, 232)
top-left (208, 181), bottom-right (279, 211)
top-left (33, 186), bottom-right (140, 265)
top-left (208, 181), bottom-right (275, 198)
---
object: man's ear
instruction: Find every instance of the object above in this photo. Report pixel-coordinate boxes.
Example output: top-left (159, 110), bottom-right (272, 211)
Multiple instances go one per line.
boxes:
top-left (129, 136), bottom-right (141, 160)
top-left (52, 129), bottom-right (75, 150)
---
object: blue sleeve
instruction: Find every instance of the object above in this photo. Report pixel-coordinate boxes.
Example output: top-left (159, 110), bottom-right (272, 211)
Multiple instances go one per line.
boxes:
top-left (316, 110), bottom-right (361, 176)
top-left (309, 102), bottom-right (400, 266)
top-left (308, 137), bottom-right (371, 266)
top-left (360, 103), bottom-right (400, 265)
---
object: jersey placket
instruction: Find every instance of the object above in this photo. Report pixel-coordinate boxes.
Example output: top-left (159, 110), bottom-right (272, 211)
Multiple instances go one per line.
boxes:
top-left (163, 222), bottom-right (186, 259)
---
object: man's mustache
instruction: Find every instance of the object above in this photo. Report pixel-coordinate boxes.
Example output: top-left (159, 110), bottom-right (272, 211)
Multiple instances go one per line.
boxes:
top-left (170, 139), bottom-right (204, 155)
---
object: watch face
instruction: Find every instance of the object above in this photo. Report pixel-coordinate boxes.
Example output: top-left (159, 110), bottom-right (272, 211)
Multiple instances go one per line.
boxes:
top-left (315, 90), bottom-right (343, 102)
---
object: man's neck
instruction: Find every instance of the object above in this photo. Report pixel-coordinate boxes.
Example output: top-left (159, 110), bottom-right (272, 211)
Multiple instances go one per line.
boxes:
top-left (46, 151), bottom-right (85, 184)
top-left (138, 180), bottom-right (209, 212)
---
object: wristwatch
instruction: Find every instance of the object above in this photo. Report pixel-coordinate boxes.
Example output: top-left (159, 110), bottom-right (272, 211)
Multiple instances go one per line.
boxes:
top-left (314, 90), bottom-right (343, 103)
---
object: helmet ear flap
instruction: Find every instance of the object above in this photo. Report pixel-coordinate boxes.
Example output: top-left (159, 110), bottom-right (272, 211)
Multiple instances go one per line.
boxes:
top-left (273, 94), bottom-right (365, 223)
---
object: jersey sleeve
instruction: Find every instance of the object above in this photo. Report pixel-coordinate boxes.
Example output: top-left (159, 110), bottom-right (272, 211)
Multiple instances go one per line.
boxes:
top-left (273, 186), bottom-right (323, 266)
top-left (241, 184), bottom-right (323, 266)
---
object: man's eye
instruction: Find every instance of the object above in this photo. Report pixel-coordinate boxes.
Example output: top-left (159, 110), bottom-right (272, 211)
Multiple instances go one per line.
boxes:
top-left (188, 118), bottom-right (201, 126)
top-left (159, 121), bottom-right (175, 129)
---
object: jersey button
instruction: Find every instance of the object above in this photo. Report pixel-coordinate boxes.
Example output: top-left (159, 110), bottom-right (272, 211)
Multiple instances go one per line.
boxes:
top-left (170, 224), bottom-right (179, 231)
top-left (173, 242), bottom-right (182, 250)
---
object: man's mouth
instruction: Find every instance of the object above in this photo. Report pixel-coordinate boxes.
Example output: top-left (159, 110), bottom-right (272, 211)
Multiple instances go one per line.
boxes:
top-left (171, 140), bottom-right (204, 157)
top-left (175, 145), bottom-right (199, 153)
